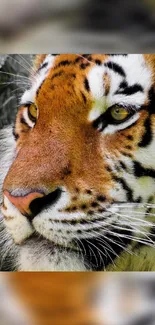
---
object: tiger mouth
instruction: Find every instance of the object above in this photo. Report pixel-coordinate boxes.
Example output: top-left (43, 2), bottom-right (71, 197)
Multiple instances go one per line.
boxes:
top-left (2, 197), bottom-right (150, 248)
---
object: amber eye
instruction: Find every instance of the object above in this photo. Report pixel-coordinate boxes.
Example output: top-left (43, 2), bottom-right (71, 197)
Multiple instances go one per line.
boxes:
top-left (110, 105), bottom-right (129, 121)
top-left (28, 103), bottom-right (38, 122)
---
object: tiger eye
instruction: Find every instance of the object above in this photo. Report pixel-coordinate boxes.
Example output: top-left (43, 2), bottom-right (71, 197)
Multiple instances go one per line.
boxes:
top-left (28, 103), bottom-right (38, 121)
top-left (110, 105), bottom-right (129, 121)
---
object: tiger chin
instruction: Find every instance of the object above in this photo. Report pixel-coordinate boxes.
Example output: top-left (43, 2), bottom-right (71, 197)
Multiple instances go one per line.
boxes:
top-left (0, 54), bottom-right (155, 271)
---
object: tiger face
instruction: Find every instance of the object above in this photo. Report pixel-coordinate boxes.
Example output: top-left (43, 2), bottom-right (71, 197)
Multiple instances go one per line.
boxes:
top-left (1, 54), bottom-right (155, 271)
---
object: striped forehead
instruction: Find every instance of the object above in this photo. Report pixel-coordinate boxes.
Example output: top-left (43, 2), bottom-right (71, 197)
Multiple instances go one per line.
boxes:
top-left (88, 54), bottom-right (152, 122)
top-left (20, 54), bottom-right (152, 115)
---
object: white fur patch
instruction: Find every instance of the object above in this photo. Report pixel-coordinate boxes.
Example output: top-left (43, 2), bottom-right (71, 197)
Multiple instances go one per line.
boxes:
top-left (134, 139), bottom-right (155, 169)
top-left (2, 196), bottom-right (34, 244)
top-left (21, 54), bottom-right (56, 104)
top-left (88, 65), bottom-right (105, 99)
top-left (18, 244), bottom-right (86, 271)
top-left (23, 106), bottom-right (35, 128)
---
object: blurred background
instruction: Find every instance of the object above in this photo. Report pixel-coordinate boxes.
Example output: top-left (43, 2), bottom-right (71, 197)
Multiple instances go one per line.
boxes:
top-left (0, 0), bottom-right (154, 52)
top-left (1, 273), bottom-right (155, 325)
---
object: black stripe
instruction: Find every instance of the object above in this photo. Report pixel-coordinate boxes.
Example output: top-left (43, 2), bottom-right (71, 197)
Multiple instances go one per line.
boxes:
top-left (116, 84), bottom-right (143, 96)
top-left (95, 59), bottom-right (102, 65)
top-left (138, 86), bottom-right (154, 147)
top-left (139, 116), bottom-right (152, 147)
top-left (50, 217), bottom-right (106, 226)
top-left (56, 60), bottom-right (72, 68)
top-left (84, 77), bottom-right (90, 92)
top-left (135, 196), bottom-right (142, 203)
top-left (12, 126), bottom-right (19, 140)
top-left (74, 57), bottom-right (83, 64)
top-left (20, 116), bottom-right (30, 127)
top-left (51, 70), bottom-right (64, 81)
top-left (104, 61), bottom-right (126, 77)
top-left (113, 175), bottom-right (134, 201)
top-left (119, 161), bottom-right (128, 171)
top-left (81, 92), bottom-right (87, 103)
top-left (80, 63), bottom-right (90, 69)
top-left (133, 161), bottom-right (155, 178)
top-left (148, 86), bottom-right (155, 115)
top-left (119, 80), bottom-right (128, 88)
top-left (38, 61), bottom-right (48, 72)
top-left (120, 151), bottom-right (133, 158)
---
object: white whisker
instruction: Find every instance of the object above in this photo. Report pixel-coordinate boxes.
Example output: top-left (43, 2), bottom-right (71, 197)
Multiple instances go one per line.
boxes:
top-left (8, 55), bottom-right (35, 80)
top-left (17, 54), bottom-right (36, 74)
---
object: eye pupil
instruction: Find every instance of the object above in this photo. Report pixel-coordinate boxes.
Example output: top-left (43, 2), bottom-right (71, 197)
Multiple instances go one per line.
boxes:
top-left (111, 105), bottom-right (128, 121)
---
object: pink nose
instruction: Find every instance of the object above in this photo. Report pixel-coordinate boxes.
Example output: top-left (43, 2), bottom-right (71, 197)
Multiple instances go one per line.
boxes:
top-left (3, 190), bottom-right (44, 216)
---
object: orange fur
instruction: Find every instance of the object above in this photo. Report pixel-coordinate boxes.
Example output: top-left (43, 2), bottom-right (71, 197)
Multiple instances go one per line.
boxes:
top-left (3, 54), bottom-right (155, 214)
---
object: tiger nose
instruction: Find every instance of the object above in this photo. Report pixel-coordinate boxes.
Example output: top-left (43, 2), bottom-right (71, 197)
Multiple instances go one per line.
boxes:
top-left (3, 190), bottom-right (45, 217)
top-left (3, 188), bottom-right (62, 219)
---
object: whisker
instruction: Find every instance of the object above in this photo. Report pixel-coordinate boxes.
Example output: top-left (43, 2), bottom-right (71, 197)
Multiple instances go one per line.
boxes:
top-left (93, 238), bottom-right (115, 268)
top-left (111, 223), bottom-right (154, 245)
top-left (92, 228), bottom-right (134, 256)
top-left (87, 242), bottom-right (100, 268)
top-left (92, 226), bottom-right (140, 254)
top-left (114, 210), bottom-right (155, 217)
top-left (0, 71), bottom-right (31, 80)
top-left (105, 230), bottom-right (155, 248)
top-left (17, 54), bottom-right (36, 74)
top-left (105, 208), bottom-right (155, 226)
top-left (8, 55), bottom-right (35, 80)
top-left (90, 231), bottom-right (119, 261)
top-left (79, 219), bottom-right (134, 256)
top-left (84, 237), bottom-right (106, 268)
top-left (73, 238), bottom-right (84, 261)
top-left (0, 80), bottom-right (30, 86)
top-left (17, 54), bottom-right (35, 73)
top-left (112, 203), bottom-right (155, 208)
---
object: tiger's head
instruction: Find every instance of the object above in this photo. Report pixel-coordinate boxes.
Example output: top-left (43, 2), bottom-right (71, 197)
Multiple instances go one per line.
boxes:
top-left (1, 54), bottom-right (155, 270)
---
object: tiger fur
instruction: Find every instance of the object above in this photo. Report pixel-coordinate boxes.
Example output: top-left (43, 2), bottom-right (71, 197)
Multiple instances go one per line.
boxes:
top-left (0, 54), bottom-right (155, 271)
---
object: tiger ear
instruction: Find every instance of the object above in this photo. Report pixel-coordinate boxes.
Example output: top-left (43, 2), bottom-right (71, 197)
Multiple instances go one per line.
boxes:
top-left (32, 54), bottom-right (47, 73)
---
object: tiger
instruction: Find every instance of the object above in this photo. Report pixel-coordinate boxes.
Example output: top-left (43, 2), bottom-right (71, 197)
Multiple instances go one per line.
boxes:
top-left (0, 54), bottom-right (155, 271)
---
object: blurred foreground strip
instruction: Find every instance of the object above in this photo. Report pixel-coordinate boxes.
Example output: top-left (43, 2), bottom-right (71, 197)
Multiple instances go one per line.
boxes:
top-left (0, 274), bottom-right (33, 324)
top-left (1, 273), bottom-right (155, 325)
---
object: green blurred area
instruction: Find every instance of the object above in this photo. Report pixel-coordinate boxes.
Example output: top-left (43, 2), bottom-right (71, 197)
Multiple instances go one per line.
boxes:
top-left (145, 0), bottom-right (155, 8)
